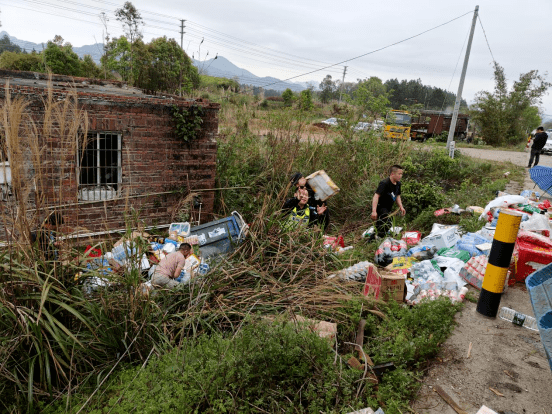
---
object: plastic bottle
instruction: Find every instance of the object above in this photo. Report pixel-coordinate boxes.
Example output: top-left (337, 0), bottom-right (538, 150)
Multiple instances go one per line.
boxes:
top-left (498, 307), bottom-right (539, 331)
top-left (458, 286), bottom-right (468, 301)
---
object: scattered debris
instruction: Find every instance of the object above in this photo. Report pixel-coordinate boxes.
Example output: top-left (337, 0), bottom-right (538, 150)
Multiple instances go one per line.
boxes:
top-left (433, 385), bottom-right (468, 414)
top-left (488, 387), bottom-right (504, 397)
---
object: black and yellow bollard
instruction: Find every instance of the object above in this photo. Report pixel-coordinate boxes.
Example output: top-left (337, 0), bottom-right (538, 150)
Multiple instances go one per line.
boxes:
top-left (477, 210), bottom-right (522, 317)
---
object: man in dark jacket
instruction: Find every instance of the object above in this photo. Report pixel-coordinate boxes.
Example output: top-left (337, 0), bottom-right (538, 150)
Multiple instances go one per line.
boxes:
top-left (528, 127), bottom-right (548, 168)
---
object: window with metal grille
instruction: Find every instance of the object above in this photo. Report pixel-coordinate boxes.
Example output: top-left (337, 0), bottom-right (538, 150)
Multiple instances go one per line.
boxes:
top-left (78, 132), bottom-right (122, 201)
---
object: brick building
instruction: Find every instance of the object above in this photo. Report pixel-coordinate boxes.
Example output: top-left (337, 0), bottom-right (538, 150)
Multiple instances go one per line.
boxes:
top-left (0, 70), bottom-right (219, 240)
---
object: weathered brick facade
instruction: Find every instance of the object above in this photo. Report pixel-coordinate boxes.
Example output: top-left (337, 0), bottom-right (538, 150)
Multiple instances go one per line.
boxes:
top-left (0, 70), bottom-right (219, 238)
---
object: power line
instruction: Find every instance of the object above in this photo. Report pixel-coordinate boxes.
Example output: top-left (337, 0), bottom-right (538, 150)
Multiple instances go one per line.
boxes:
top-left (258, 10), bottom-right (474, 89)
top-left (3, 0), bottom-right (345, 79)
top-left (477, 14), bottom-right (496, 63)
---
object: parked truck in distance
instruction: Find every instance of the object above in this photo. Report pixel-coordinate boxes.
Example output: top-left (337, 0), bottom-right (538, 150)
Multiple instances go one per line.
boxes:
top-left (410, 110), bottom-right (469, 141)
top-left (383, 110), bottom-right (411, 140)
top-left (382, 109), bottom-right (470, 141)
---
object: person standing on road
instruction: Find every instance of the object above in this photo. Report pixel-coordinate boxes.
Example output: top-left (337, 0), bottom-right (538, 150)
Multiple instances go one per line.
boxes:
top-left (370, 165), bottom-right (406, 239)
top-left (528, 127), bottom-right (548, 168)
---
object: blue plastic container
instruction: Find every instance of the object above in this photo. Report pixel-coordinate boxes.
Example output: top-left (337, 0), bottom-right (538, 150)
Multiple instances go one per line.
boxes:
top-left (525, 263), bottom-right (552, 371)
top-left (190, 211), bottom-right (247, 260)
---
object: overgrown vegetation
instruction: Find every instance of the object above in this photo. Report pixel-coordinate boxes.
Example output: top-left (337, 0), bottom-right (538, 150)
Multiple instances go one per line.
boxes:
top-left (0, 68), bottom-right (525, 413)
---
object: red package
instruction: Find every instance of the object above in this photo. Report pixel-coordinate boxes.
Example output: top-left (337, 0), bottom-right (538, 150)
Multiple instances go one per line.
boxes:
top-left (402, 231), bottom-right (421, 246)
top-left (538, 199), bottom-right (551, 210)
top-left (323, 235), bottom-right (345, 249)
top-left (512, 230), bottom-right (552, 283)
top-left (84, 245), bottom-right (102, 258)
top-left (434, 209), bottom-right (448, 217)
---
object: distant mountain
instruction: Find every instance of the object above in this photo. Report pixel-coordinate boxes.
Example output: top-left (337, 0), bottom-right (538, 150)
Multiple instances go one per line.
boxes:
top-left (194, 56), bottom-right (307, 92)
top-left (2, 31), bottom-right (310, 92)
top-left (1, 31), bottom-right (104, 63)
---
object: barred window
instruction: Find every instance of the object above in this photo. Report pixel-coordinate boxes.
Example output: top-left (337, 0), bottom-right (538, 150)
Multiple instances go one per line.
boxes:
top-left (78, 132), bottom-right (122, 201)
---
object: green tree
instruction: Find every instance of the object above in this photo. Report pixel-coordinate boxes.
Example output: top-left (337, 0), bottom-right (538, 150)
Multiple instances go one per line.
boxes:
top-left (134, 36), bottom-right (199, 94)
top-left (0, 34), bottom-right (22, 54)
top-left (43, 40), bottom-right (82, 76)
top-left (80, 54), bottom-right (103, 78)
top-left (282, 88), bottom-right (294, 106)
top-left (298, 89), bottom-right (313, 110)
top-left (349, 77), bottom-right (390, 121)
top-left (102, 36), bottom-right (132, 81)
top-left (471, 63), bottom-right (551, 146)
top-left (0, 51), bottom-right (43, 71)
top-left (115, 1), bottom-right (144, 84)
top-left (319, 74), bottom-right (337, 104)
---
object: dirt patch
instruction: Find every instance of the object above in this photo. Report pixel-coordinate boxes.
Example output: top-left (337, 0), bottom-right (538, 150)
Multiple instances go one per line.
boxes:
top-left (411, 286), bottom-right (551, 413)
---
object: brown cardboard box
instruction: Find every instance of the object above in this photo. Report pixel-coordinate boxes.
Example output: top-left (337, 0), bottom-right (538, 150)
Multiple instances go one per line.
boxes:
top-left (363, 264), bottom-right (405, 302)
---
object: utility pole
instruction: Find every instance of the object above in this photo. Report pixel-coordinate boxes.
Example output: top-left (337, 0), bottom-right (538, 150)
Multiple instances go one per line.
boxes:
top-left (180, 19), bottom-right (186, 49)
top-left (339, 66), bottom-right (348, 102)
top-left (179, 19), bottom-right (186, 97)
top-left (446, 5), bottom-right (479, 152)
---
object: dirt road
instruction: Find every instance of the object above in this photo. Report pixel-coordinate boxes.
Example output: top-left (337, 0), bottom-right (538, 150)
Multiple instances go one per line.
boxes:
top-left (412, 147), bottom-right (552, 414)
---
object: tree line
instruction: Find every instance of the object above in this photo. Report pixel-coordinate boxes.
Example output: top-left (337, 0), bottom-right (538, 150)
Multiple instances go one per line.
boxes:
top-left (317, 74), bottom-right (468, 111)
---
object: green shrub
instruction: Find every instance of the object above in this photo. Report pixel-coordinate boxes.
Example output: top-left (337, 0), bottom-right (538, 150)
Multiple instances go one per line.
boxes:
top-left (48, 321), bottom-right (373, 413)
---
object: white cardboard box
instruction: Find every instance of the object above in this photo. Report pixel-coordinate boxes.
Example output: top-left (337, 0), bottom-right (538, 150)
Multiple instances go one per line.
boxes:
top-left (422, 226), bottom-right (460, 250)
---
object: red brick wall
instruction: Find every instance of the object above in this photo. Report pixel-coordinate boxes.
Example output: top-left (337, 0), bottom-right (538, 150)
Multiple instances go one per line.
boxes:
top-left (0, 79), bottom-right (219, 236)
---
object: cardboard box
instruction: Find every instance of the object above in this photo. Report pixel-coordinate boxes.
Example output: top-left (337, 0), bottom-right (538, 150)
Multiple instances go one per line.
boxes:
top-left (306, 170), bottom-right (340, 201)
top-left (422, 226), bottom-right (459, 250)
top-left (363, 264), bottom-right (405, 302)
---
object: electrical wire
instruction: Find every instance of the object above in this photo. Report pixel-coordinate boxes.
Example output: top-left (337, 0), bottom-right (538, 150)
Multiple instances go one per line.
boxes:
top-left (257, 10), bottom-right (474, 89)
top-left (477, 14), bottom-right (496, 64)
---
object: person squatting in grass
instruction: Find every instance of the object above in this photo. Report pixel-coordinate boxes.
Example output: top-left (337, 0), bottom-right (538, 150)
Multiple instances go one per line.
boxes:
top-left (288, 172), bottom-right (330, 230)
top-left (528, 126), bottom-right (549, 169)
top-left (371, 165), bottom-right (406, 239)
top-left (31, 211), bottom-right (64, 261)
top-left (282, 184), bottom-right (327, 230)
top-left (151, 243), bottom-right (193, 289)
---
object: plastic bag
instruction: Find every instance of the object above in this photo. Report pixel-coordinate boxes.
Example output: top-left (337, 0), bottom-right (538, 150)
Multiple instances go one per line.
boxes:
top-left (456, 232), bottom-right (492, 257)
top-left (520, 212), bottom-right (551, 237)
top-left (479, 195), bottom-right (527, 219)
top-left (375, 238), bottom-right (408, 267)
top-left (407, 245), bottom-right (438, 261)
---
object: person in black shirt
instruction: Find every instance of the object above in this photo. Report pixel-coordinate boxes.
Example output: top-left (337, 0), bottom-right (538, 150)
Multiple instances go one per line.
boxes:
top-left (528, 127), bottom-right (549, 168)
top-left (371, 165), bottom-right (406, 239)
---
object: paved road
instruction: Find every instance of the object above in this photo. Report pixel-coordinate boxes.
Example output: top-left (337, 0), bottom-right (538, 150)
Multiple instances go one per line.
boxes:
top-left (457, 147), bottom-right (552, 195)
top-left (457, 147), bottom-right (552, 168)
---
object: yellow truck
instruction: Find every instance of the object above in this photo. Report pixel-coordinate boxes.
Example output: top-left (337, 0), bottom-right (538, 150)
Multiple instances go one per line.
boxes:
top-left (383, 110), bottom-right (411, 140)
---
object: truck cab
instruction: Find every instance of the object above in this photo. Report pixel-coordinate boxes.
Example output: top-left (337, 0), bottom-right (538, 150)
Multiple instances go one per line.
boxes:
top-left (383, 110), bottom-right (411, 140)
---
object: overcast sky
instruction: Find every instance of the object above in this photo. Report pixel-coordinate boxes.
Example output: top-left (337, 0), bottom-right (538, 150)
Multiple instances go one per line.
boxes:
top-left (1, 0), bottom-right (551, 119)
